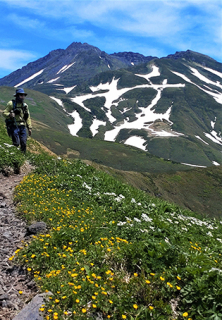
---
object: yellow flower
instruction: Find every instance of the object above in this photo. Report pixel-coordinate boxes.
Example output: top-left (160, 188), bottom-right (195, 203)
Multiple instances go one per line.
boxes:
top-left (167, 282), bottom-right (173, 288)
top-left (176, 286), bottom-right (181, 290)
top-left (177, 276), bottom-right (181, 280)
top-left (150, 273), bottom-right (155, 276)
top-left (19, 291), bottom-right (23, 294)
top-left (82, 308), bottom-right (87, 313)
top-left (149, 306), bottom-right (154, 310)
top-left (109, 300), bottom-right (113, 304)
top-left (145, 280), bottom-right (151, 284)
top-left (133, 304), bottom-right (138, 309)
top-left (134, 273), bottom-right (138, 277)
top-left (122, 315), bottom-right (126, 319)
top-left (183, 312), bottom-right (188, 317)
top-left (160, 276), bottom-right (165, 281)
top-left (92, 304), bottom-right (97, 308)
top-left (76, 299), bottom-right (80, 303)
top-left (39, 307), bottom-right (44, 311)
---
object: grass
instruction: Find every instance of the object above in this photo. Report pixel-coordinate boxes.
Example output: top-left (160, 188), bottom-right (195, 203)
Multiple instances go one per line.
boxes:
top-left (0, 117), bottom-right (26, 174)
top-left (1, 107), bottom-right (222, 319)
top-left (4, 150), bottom-right (221, 319)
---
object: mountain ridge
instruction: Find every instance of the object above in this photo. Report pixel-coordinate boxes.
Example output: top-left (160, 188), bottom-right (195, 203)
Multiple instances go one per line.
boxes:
top-left (0, 42), bottom-right (221, 169)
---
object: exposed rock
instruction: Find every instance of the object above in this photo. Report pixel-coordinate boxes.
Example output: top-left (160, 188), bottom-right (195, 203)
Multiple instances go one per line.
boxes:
top-left (12, 292), bottom-right (52, 320)
top-left (27, 221), bottom-right (47, 235)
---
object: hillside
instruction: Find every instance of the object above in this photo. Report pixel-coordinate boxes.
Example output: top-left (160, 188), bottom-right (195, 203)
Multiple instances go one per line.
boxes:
top-left (1, 111), bottom-right (222, 219)
top-left (0, 123), bottom-right (221, 319)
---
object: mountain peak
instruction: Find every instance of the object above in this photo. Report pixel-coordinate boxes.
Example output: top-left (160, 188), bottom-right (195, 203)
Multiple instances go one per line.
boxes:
top-left (65, 42), bottom-right (101, 54)
top-left (166, 50), bottom-right (217, 64)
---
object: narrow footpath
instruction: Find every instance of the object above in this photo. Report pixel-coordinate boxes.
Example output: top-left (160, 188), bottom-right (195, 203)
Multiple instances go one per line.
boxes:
top-left (0, 163), bottom-right (38, 320)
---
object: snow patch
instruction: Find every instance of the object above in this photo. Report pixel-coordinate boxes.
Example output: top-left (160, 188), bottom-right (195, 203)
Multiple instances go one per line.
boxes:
top-left (135, 65), bottom-right (160, 81)
top-left (204, 132), bottom-right (222, 145)
top-left (189, 67), bottom-right (222, 90)
top-left (63, 85), bottom-right (76, 94)
top-left (195, 135), bottom-right (209, 145)
top-left (181, 163), bottom-right (207, 168)
top-left (171, 69), bottom-right (222, 104)
top-left (124, 136), bottom-right (147, 151)
top-left (57, 62), bottom-right (75, 74)
top-left (212, 161), bottom-right (220, 166)
top-left (15, 69), bottom-right (45, 87)
top-left (90, 119), bottom-right (106, 137)
top-left (49, 96), bottom-right (63, 107)
top-left (68, 110), bottom-right (82, 136)
top-left (200, 66), bottom-right (222, 79)
top-left (47, 77), bottom-right (60, 83)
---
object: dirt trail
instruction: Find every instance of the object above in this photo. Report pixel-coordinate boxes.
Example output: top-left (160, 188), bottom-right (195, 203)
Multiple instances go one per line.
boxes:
top-left (0, 163), bottom-right (38, 320)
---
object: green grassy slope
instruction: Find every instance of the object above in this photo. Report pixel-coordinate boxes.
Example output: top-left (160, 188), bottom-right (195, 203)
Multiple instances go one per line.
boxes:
top-left (0, 86), bottom-right (73, 134)
top-left (10, 146), bottom-right (222, 319)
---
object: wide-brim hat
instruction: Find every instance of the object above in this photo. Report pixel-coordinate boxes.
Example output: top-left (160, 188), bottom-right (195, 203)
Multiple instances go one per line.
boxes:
top-left (14, 88), bottom-right (27, 96)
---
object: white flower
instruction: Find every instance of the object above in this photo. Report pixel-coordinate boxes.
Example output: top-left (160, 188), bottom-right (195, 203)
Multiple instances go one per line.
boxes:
top-left (117, 222), bottom-right (126, 226)
top-left (207, 231), bottom-right (213, 237)
top-left (141, 213), bottom-right (153, 222)
top-left (209, 268), bottom-right (222, 273)
top-left (82, 182), bottom-right (91, 190)
top-left (216, 238), bottom-right (222, 243)
top-left (131, 198), bottom-right (136, 203)
top-left (115, 194), bottom-right (125, 202)
top-left (134, 218), bottom-right (141, 223)
top-left (140, 229), bottom-right (148, 233)
top-left (4, 143), bottom-right (13, 147)
top-left (104, 192), bottom-right (116, 196)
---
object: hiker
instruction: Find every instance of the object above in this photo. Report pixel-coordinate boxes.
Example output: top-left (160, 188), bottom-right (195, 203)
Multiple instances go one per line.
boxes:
top-left (3, 88), bottom-right (32, 153)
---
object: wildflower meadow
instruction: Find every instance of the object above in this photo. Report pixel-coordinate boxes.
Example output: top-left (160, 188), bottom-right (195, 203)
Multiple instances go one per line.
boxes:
top-left (6, 151), bottom-right (221, 320)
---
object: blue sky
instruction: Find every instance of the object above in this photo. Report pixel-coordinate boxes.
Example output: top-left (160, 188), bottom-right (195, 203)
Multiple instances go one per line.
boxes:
top-left (0, 0), bottom-right (221, 79)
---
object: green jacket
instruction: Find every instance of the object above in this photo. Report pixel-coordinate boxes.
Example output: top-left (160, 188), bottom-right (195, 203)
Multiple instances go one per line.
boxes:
top-left (3, 100), bottom-right (32, 129)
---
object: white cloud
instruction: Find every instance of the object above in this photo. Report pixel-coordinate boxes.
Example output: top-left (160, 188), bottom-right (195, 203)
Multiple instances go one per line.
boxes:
top-left (3, 0), bottom-right (220, 52)
top-left (0, 0), bottom-right (221, 67)
top-left (0, 49), bottom-right (36, 72)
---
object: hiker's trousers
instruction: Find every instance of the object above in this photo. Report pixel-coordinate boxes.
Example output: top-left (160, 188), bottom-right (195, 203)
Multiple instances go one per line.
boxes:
top-left (10, 125), bottom-right (27, 153)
